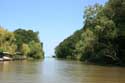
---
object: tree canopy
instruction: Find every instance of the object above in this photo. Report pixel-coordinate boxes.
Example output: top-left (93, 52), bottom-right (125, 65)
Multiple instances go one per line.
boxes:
top-left (55, 0), bottom-right (125, 65)
top-left (0, 27), bottom-right (44, 60)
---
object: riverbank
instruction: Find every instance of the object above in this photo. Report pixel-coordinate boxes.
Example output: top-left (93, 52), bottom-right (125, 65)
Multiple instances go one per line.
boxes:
top-left (55, 57), bottom-right (125, 67)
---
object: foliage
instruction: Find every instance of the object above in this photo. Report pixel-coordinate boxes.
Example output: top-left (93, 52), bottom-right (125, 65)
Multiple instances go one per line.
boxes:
top-left (14, 29), bottom-right (40, 49)
top-left (0, 27), bottom-right (17, 55)
top-left (14, 29), bottom-right (44, 59)
top-left (55, 29), bottom-right (82, 59)
top-left (28, 41), bottom-right (44, 59)
top-left (0, 27), bottom-right (44, 59)
top-left (55, 0), bottom-right (125, 65)
top-left (20, 43), bottom-right (30, 57)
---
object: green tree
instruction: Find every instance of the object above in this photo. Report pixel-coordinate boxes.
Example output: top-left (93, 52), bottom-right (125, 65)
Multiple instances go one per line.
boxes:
top-left (0, 27), bottom-right (17, 55)
top-left (14, 29), bottom-right (44, 59)
top-left (55, 0), bottom-right (125, 65)
top-left (20, 43), bottom-right (30, 57)
top-left (28, 41), bottom-right (44, 59)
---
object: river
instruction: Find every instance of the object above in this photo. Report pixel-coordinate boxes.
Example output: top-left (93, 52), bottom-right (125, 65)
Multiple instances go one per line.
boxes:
top-left (0, 58), bottom-right (125, 83)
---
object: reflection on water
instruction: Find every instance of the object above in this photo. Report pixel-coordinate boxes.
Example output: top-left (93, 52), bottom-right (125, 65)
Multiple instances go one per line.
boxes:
top-left (0, 58), bottom-right (125, 83)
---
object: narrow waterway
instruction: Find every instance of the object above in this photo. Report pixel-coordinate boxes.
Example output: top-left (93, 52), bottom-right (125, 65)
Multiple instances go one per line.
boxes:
top-left (0, 58), bottom-right (125, 83)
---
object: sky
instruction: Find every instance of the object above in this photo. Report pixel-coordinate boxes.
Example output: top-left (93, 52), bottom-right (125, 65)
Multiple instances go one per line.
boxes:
top-left (0, 0), bottom-right (108, 56)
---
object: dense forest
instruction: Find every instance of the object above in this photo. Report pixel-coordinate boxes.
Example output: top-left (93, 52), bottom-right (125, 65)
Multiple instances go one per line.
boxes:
top-left (0, 27), bottom-right (44, 60)
top-left (55, 0), bottom-right (125, 65)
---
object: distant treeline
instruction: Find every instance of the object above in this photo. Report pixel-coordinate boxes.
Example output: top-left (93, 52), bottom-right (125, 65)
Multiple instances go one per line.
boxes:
top-left (55, 0), bottom-right (125, 65)
top-left (0, 27), bottom-right (44, 59)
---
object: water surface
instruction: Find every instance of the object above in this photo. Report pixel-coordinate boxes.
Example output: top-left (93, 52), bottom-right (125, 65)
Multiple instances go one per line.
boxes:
top-left (0, 58), bottom-right (125, 83)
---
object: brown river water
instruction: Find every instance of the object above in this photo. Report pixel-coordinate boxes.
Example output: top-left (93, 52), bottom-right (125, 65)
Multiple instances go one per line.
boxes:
top-left (0, 58), bottom-right (125, 83)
